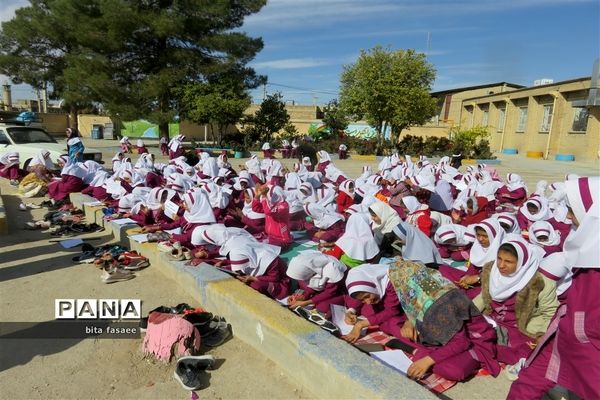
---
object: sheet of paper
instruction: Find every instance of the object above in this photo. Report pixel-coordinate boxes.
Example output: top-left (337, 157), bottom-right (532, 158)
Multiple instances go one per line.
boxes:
top-left (298, 240), bottom-right (317, 248)
top-left (164, 200), bottom-right (180, 220)
top-left (370, 350), bottom-right (413, 375)
top-left (111, 218), bottom-right (138, 226)
top-left (165, 227), bottom-right (182, 235)
top-left (276, 296), bottom-right (290, 306)
top-left (105, 179), bottom-right (125, 196)
top-left (59, 239), bottom-right (84, 249)
top-left (128, 233), bottom-right (149, 243)
top-left (83, 200), bottom-right (104, 207)
top-left (453, 264), bottom-right (469, 272)
top-left (330, 304), bottom-right (356, 335)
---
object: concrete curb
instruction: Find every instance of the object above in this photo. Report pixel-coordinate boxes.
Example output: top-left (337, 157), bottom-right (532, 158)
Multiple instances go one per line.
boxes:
top-left (71, 192), bottom-right (436, 400)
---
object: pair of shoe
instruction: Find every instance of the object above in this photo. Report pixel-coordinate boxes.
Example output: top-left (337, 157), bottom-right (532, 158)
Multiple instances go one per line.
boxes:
top-left (101, 267), bottom-right (136, 284)
top-left (504, 358), bottom-right (526, 381)
top-left (293, 307), bottom-right (340, 336)
top-left (173, 355), bottom-right (215, 391)
top-left (171, 246), bottom-right (192, 261)
top-left (118, 251), bottom-right (150, 270)
top-left (158, 240), bottom-right (178, 253)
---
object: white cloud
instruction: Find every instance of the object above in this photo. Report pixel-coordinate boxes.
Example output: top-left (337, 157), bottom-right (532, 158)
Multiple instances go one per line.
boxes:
top-left (0, 0), bottom-right (28, 23)
top-left (252, 57), bottom-right (333, 69)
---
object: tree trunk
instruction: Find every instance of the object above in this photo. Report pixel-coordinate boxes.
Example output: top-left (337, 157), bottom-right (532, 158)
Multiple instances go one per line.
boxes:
top-left (69, 105), bottom-right (79, 131)
top-left (158, 121), bottom-right (169, 139)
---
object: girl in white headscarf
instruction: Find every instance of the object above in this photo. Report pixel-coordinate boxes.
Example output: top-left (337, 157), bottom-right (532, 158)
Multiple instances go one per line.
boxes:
top-left (472, 237), bottom-right (557, 366)
top-left (120, 136), bottom-right (132, 153)
top-left (136, 139), bottom-right (148, 154)
top-left (440, 218), bottom-right (506, 299)
top-left (517, 197), bottom-right (554, 230)
top-left (332, 212), bottom-right (379, 268)
top-left (401, 195), bottom-right (433, 237)
top-left (433, 223), bottom-right (474, 262)
top-left (343, 263), bottom-right (404, 343)
top-left (47, 159), bottom-right (87, 201)
top-left (496, 173), bottom-right (528, 206)
top-left (527, 221), bottom-right (564, 255)
top-left (286, 250), bottom-right (348, 312)
top-left (316, 150), bottom-right (332, 173)
top-left (18, 150), bottom-right (54, 197)
top-left (355, 165), bottom-right (373, 189)
top-left (219, 235), bottom-right (290, 300)
top-left (368, 200), bottom-right (402, 245)
top-left (392, 220), bottom-right (443, 266)
top-left (336, 179), bottom-right (355, 214)
top-left (303, 203), bottom-right (345, 243)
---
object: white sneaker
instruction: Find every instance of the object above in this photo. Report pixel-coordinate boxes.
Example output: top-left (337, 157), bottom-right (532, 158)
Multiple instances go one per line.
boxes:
top-left (26, 202), bottom-right (41, 209)
top-left (19, 203), bottom-right (27, 211)
top-left (504, 358), bottom-right (526, 381)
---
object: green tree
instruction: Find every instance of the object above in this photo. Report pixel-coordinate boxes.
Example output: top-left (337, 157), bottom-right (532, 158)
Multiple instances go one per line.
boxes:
top-left (0, 0), bottom-right (267, 136)
top-left (339, 46), bottom-right (437, 152)
top-left (322, 99), bottom-right (349, 139)
top-left (179, 67), bottom-right (264, 146)
top-left (449, 126), bottom-right (493, 158)
top-left (249, 92), bottom-right (290, 143)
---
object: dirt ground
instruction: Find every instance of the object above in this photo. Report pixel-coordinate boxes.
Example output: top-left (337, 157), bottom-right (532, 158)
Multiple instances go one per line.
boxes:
top-left (1, 138), bottom-right (597, 400)
top-left (0, 183), bottom-right (311, 400)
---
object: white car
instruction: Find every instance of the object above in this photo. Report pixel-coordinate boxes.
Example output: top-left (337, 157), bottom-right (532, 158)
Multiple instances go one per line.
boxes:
top-left (0, 123), bottom-right (103, 168)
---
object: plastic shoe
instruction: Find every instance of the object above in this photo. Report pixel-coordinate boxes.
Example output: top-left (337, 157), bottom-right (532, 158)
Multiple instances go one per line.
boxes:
top-left (101, 268), bottom-right (135, 284)
top-left (171, 247), bottom-right (185, 261)
top-left (158, 241), bottom-right (176, 253)
top-left (173, 355), bottom-right (215, 390)
top-left (202, 323), bottom-right (232, 347)
top-left (23, 222), bottom-right (38, 230)
top-left (25, 202), bottom-right (41, 209)
top-left (119, 252), bottom-right (150, 270)
top-left (182, 247), bottom-right (192, 260)
top-left (19, 203), bottom-right (27, 211)
top-left (10, 179), bottom-right (19, 186)
top-left (504, 358), bottom-right (526, 381)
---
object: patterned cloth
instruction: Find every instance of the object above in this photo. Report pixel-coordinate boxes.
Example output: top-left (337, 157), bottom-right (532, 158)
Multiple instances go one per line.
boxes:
top-left (355, 330), bottom-right (457, 393)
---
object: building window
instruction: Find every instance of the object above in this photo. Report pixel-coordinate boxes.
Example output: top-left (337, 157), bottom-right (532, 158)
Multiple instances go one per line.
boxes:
top-left (571, 107), bottom-right (589, 133)
top-left (539, 103), bottom-right (553, 133)
top-left (517, 107), bottom-right (528, 132)
top-left (482, 109), bottom-right (489, 127)
top-left (497, 107), bottom-right (506, 132)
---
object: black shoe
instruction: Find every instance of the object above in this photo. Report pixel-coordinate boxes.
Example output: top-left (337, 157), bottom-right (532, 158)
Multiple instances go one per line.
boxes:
top-left (173, 355), bottom-right (215, 390)
top-left (202, 324), bottom-right (232, 347)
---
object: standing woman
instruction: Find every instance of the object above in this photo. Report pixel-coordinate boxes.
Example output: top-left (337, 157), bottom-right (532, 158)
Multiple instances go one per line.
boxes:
top-left (338, 143), bottom-right (348, 160)
top-left (159, 135), bottom-right (169, 156)
top-left (66, 128), bottom-right (85, 163)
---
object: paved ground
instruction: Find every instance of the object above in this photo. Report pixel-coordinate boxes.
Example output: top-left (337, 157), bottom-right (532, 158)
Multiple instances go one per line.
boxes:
top-left (1, 137), bottom-right (597, 399)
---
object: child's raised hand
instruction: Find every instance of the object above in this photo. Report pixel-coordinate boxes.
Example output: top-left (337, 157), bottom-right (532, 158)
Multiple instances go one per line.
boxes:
top-left (344, 311), bottom-right (358, 325)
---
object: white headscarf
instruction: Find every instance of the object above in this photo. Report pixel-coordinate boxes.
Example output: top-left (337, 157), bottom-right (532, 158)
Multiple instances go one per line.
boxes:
top-left (220, 236), bottom-right (280, 276)
top-left (369, 201), bottom-right (402, 237)
top-left (346, 264), bottom-right (390, 298)
top-left (0, 152), bottom-right (19, 168)
top-left (191, 223), bottom-right (253, 246)
top-left (287, 250), bottom-right (347, 291)
top-left (317, 150), bottom-right (331, 163)
top-left (433, 224), bottom-right (474, 247)
top-left (60, 160), bottom-right (87, 179)
top-left (489, 237), bottom-right (545, 302)
top-left (401, 196), bottom-right (421, 214)
top-left (261, 142), bottom-right (271, 151)
top-left (284, 172), bottom-right (302, 191)
top-left (242, 188), bottom-right (265, 219)
top-left (29, 150), bottom-right (53, 169)
top-left (494, 212), bottom-right (520, 234)
top-left (392, 221), bottom-right (443, 264)
top-left (137, 139), bottom-right (144, 147)
top-left (562, 177), bottom-right (600, 268)
top-left (88, 170), bottom-right (110, 188)
top-left (304, 203), bottom-right (343, 229)
top-left (335, 213), bottom-right (379, 260)
top-left (469, 218), bottom-right (505, 268)
top-left (535, 180), bottom-right (548, 197)
top-left (506, 173), bottom-right (527, 192)
top-left (339, 179), bottom-right (355, 198)
top-left (202, 157), bottom-right (219, 178)
top-left (539, 252), bottom-right (573, 296)
top-left (528, 221), bottom-right (561, 247)
top-left (183, 189), bottom-right (217, 224)
top-left (519, 197), bottom-right (553, 222)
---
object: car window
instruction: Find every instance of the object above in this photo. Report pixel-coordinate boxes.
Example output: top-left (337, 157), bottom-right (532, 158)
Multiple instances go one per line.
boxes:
top-left (0, 130), bottom-right (10, 145)
top-left (6, 127), bottom-right (57, 144)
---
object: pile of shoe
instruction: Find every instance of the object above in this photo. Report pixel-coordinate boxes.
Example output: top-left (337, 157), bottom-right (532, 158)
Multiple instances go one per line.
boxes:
top-left (71, 243), bottom-right (150, 283)
top-left (139, 303), bottom-right (232, 347)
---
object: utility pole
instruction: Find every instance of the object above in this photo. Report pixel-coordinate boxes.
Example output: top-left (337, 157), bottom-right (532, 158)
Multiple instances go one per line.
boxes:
top-left (262, 84), bottom-right (267, 101)
top-left (427, 32), bottom-right (431, 54)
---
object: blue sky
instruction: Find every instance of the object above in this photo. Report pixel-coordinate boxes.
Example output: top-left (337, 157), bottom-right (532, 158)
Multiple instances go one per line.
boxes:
top-left (2, 0), bottom-right (599, 106)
